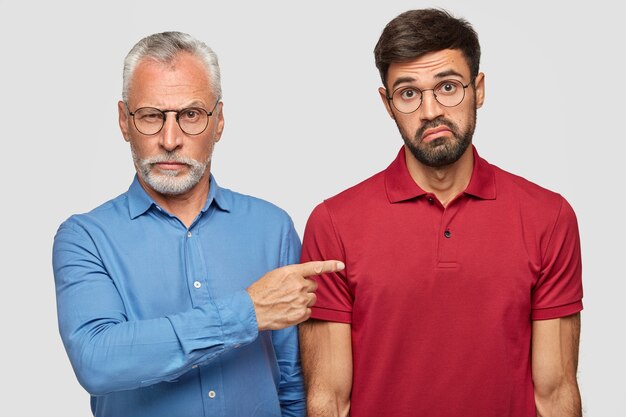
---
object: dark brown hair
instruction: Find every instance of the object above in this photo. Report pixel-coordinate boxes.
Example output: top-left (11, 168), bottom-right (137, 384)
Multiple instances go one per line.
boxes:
top-left (374, 9), bottom-right (481, 87)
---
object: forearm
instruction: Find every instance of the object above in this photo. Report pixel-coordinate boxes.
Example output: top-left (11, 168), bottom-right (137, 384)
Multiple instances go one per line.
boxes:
top-left (307, 391), bottom-right (350, 417)
top-left (532, 314), bottom-right (582, 417)
top-left (299, 320), bottom-right (352, 417)
top-left (535, 380), bottom-right (581, 417)
top-left (59, 290), bottom-right (258, 395)
top-left (272, 326), bottom-right (305, 417)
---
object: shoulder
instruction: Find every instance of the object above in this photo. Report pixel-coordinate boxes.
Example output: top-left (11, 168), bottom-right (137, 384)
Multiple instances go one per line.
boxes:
top-left (318, 170), bottom-right (386, 214)
top-left (493, 164), bottom-right (568, 209)
top-left (490, 163), bottom-right (577, 232)
top-left (219, 186), bottom-right (295, 228)
top-left (56, 192), bottom-right (130, 236)
top-left (304, 170), bottom-right (386, 240)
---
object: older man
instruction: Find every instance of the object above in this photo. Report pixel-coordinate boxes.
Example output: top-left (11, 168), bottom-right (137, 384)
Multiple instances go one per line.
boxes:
top-left (300, 9), bottom-right (583, 417)
top-left (53, 31), bottom-right (342, 417)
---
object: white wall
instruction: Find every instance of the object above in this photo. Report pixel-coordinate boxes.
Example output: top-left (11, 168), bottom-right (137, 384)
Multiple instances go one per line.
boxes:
top-left (1, 0), bottom-right (622, 415)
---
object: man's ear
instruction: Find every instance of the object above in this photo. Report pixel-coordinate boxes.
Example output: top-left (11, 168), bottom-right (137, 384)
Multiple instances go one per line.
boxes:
top-left (118, 101), bottom-right (131, 142)
top-left (474, 72), bottom-right (485, 109)
top-left (378, 87), bottom-right (395, 119)
top-left (213, 101), bottom-right (224, 142)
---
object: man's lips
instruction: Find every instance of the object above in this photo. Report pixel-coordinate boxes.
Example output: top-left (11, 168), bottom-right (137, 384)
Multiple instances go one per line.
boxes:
top-left (155, 161), bottom-right (186, 170)
top-left (421, 126), bottom-right (451, 143)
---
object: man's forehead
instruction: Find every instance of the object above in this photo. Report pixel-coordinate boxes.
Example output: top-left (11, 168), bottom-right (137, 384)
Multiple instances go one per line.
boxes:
top-left (128, 53), bottom-right (214, 105)
top-left (387, 49), bottom-right (471, 84)
top-left (133, 53), bottom-right (208, 80)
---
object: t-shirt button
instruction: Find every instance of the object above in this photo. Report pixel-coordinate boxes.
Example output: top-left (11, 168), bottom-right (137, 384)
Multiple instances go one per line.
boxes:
top-left (444, 230), bottom-right (451, 238)
top-left (427, 197), bottom-right (434, 204)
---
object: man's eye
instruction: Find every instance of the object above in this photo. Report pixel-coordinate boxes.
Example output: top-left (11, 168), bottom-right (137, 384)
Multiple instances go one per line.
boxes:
top-left (437, 82), bottom-right (458, 95)
top-left (399, 89), bottom-right (420, 100)
top-left (140, 111), bottom-right (163, 121)
top-left (182, 109), bottom-right (201, 120)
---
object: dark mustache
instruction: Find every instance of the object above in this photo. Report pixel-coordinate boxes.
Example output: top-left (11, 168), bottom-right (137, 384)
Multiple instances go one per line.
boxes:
top-left (415, 118), bottom-right (457, 139)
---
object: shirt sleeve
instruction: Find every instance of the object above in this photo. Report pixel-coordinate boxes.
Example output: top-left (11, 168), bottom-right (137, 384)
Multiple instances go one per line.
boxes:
top-left (52, 221), bottom-right (259, 396)
top-left (531, 197), bottom-right (584, 320)
top-left (301, 202), bottom-right (352, 323)
top-left (271, 219), bottom-right (305, 417)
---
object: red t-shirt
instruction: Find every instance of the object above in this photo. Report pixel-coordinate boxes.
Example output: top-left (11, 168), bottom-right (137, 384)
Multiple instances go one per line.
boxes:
top-left (301, 146), bottom-right (583, 417)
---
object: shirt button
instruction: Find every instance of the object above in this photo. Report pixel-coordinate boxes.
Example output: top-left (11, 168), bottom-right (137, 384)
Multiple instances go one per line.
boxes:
top-left (427, 197), bottom-right (434, 204)
top-left (187, 231), bottom-right (192, 238)
top-left (193, 281), bottom-right (202, 289)
top-left (208, 390), bottom-right (216, 399)
top-left (444, 230), bottom-right (451, 238)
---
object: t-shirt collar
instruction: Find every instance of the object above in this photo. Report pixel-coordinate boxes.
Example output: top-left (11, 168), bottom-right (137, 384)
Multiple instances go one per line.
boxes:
top-left (128, 173), bottom-right (230, 219)
top-left (385, 145), bottom-right (496, 203)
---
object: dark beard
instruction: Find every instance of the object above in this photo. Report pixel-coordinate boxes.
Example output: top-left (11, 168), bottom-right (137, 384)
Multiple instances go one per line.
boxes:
top-left (398, 106), bottom-right (477, 168)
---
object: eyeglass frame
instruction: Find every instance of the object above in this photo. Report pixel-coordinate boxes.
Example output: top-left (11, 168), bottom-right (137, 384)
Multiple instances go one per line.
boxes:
top-left (126, 97), bottom-right (221, 136)
top-left (385, 78), bottom-right (475, 114)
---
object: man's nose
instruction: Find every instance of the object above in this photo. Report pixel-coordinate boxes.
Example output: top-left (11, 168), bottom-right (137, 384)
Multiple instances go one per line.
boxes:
top-left (419, 89), bottom-right (445, 121)
top-left (159, 112), bottom-right (183, 151)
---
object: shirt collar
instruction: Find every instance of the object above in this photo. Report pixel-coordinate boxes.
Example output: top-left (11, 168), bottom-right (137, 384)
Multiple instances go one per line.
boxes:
top-left (128, 174), bottom-right (231, 219)
top-left (464, 146), bottom-right (497, 200)
top-left (384, 145), bottom-right (496, 203)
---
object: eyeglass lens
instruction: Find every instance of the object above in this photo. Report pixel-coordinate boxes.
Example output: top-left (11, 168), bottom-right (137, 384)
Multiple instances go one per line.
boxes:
top-left (391, 79), bottom-right (467, 114)
top-left (132, 107), bottom-right (209, 135)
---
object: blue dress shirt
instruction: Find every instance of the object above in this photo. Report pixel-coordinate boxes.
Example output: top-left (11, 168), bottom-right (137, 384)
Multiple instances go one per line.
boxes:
top-left (53, 175), bottom-right (305, 417)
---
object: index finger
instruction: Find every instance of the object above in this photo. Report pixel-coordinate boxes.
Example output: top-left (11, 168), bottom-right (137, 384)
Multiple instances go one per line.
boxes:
top-left (290, 260), bottom-right (345, 277)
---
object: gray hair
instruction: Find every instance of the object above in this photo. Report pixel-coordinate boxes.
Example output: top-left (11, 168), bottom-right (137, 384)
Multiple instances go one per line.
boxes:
top-left (122, 31), bottom-right (222, 102)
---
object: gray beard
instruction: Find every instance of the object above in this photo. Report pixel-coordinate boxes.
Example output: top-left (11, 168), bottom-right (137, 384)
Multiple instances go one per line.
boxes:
top-left (132, 148), bottom-right (209, 195)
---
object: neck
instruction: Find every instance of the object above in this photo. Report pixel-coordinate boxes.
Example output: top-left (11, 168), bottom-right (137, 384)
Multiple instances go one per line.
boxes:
top-left (139, 173), bottom-right (211, 228)
top-left (405, 145), bottom-right (474, 207)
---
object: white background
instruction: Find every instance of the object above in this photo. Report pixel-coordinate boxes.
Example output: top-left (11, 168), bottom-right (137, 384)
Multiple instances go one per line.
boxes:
top-left (1, 0), bottom-right (623, 415)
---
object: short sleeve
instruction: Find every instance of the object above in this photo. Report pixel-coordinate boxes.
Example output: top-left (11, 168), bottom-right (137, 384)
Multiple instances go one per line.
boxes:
top-left (531, 197), bottom-right (583, 320)
top-left (301, 202), bottom-right (352, 323)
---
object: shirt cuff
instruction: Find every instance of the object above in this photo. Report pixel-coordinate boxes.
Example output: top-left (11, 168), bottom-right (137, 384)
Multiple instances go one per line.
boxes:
top-left (213, 289), bottom-right (259, 347)
top-left (531, 300), bottom-right (583, 320)
top-left (167, 289), bottom-right (259, 355)
top-left (310, 306), bottom-right (352, 323)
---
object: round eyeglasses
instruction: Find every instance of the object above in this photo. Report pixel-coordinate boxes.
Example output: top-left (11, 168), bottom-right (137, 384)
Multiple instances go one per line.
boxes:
top-left (387, 79), bottom-right (472, 114)
top-left (128, 98), bottom-right (220, 136)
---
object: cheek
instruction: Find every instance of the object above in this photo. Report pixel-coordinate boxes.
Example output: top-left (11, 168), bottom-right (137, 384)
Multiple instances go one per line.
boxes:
top-left (194, 138), bottom-right (217, 160)
top-left (396, 115), bottom-right (420, 135)
top-left (456, 110), bottom-right (476, 132)
top-left (129, 139), bottom-right (155, 158)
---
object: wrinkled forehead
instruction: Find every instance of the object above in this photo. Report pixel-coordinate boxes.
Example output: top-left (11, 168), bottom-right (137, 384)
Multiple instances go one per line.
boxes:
top-left (127, 53), bottom-right (215, 106)
top-left (386, 49), bottom-right (472, 87)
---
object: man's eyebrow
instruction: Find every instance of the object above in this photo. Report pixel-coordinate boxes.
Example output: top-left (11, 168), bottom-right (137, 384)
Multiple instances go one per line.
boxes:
top-left (390, 70), bottom-right (467, 90)
top-left (391, 76), bottom-right (416, 90)
top-left (184, 100), bottom-right (208, 109)
top-left (434, 69), bottom-right (465, 79)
